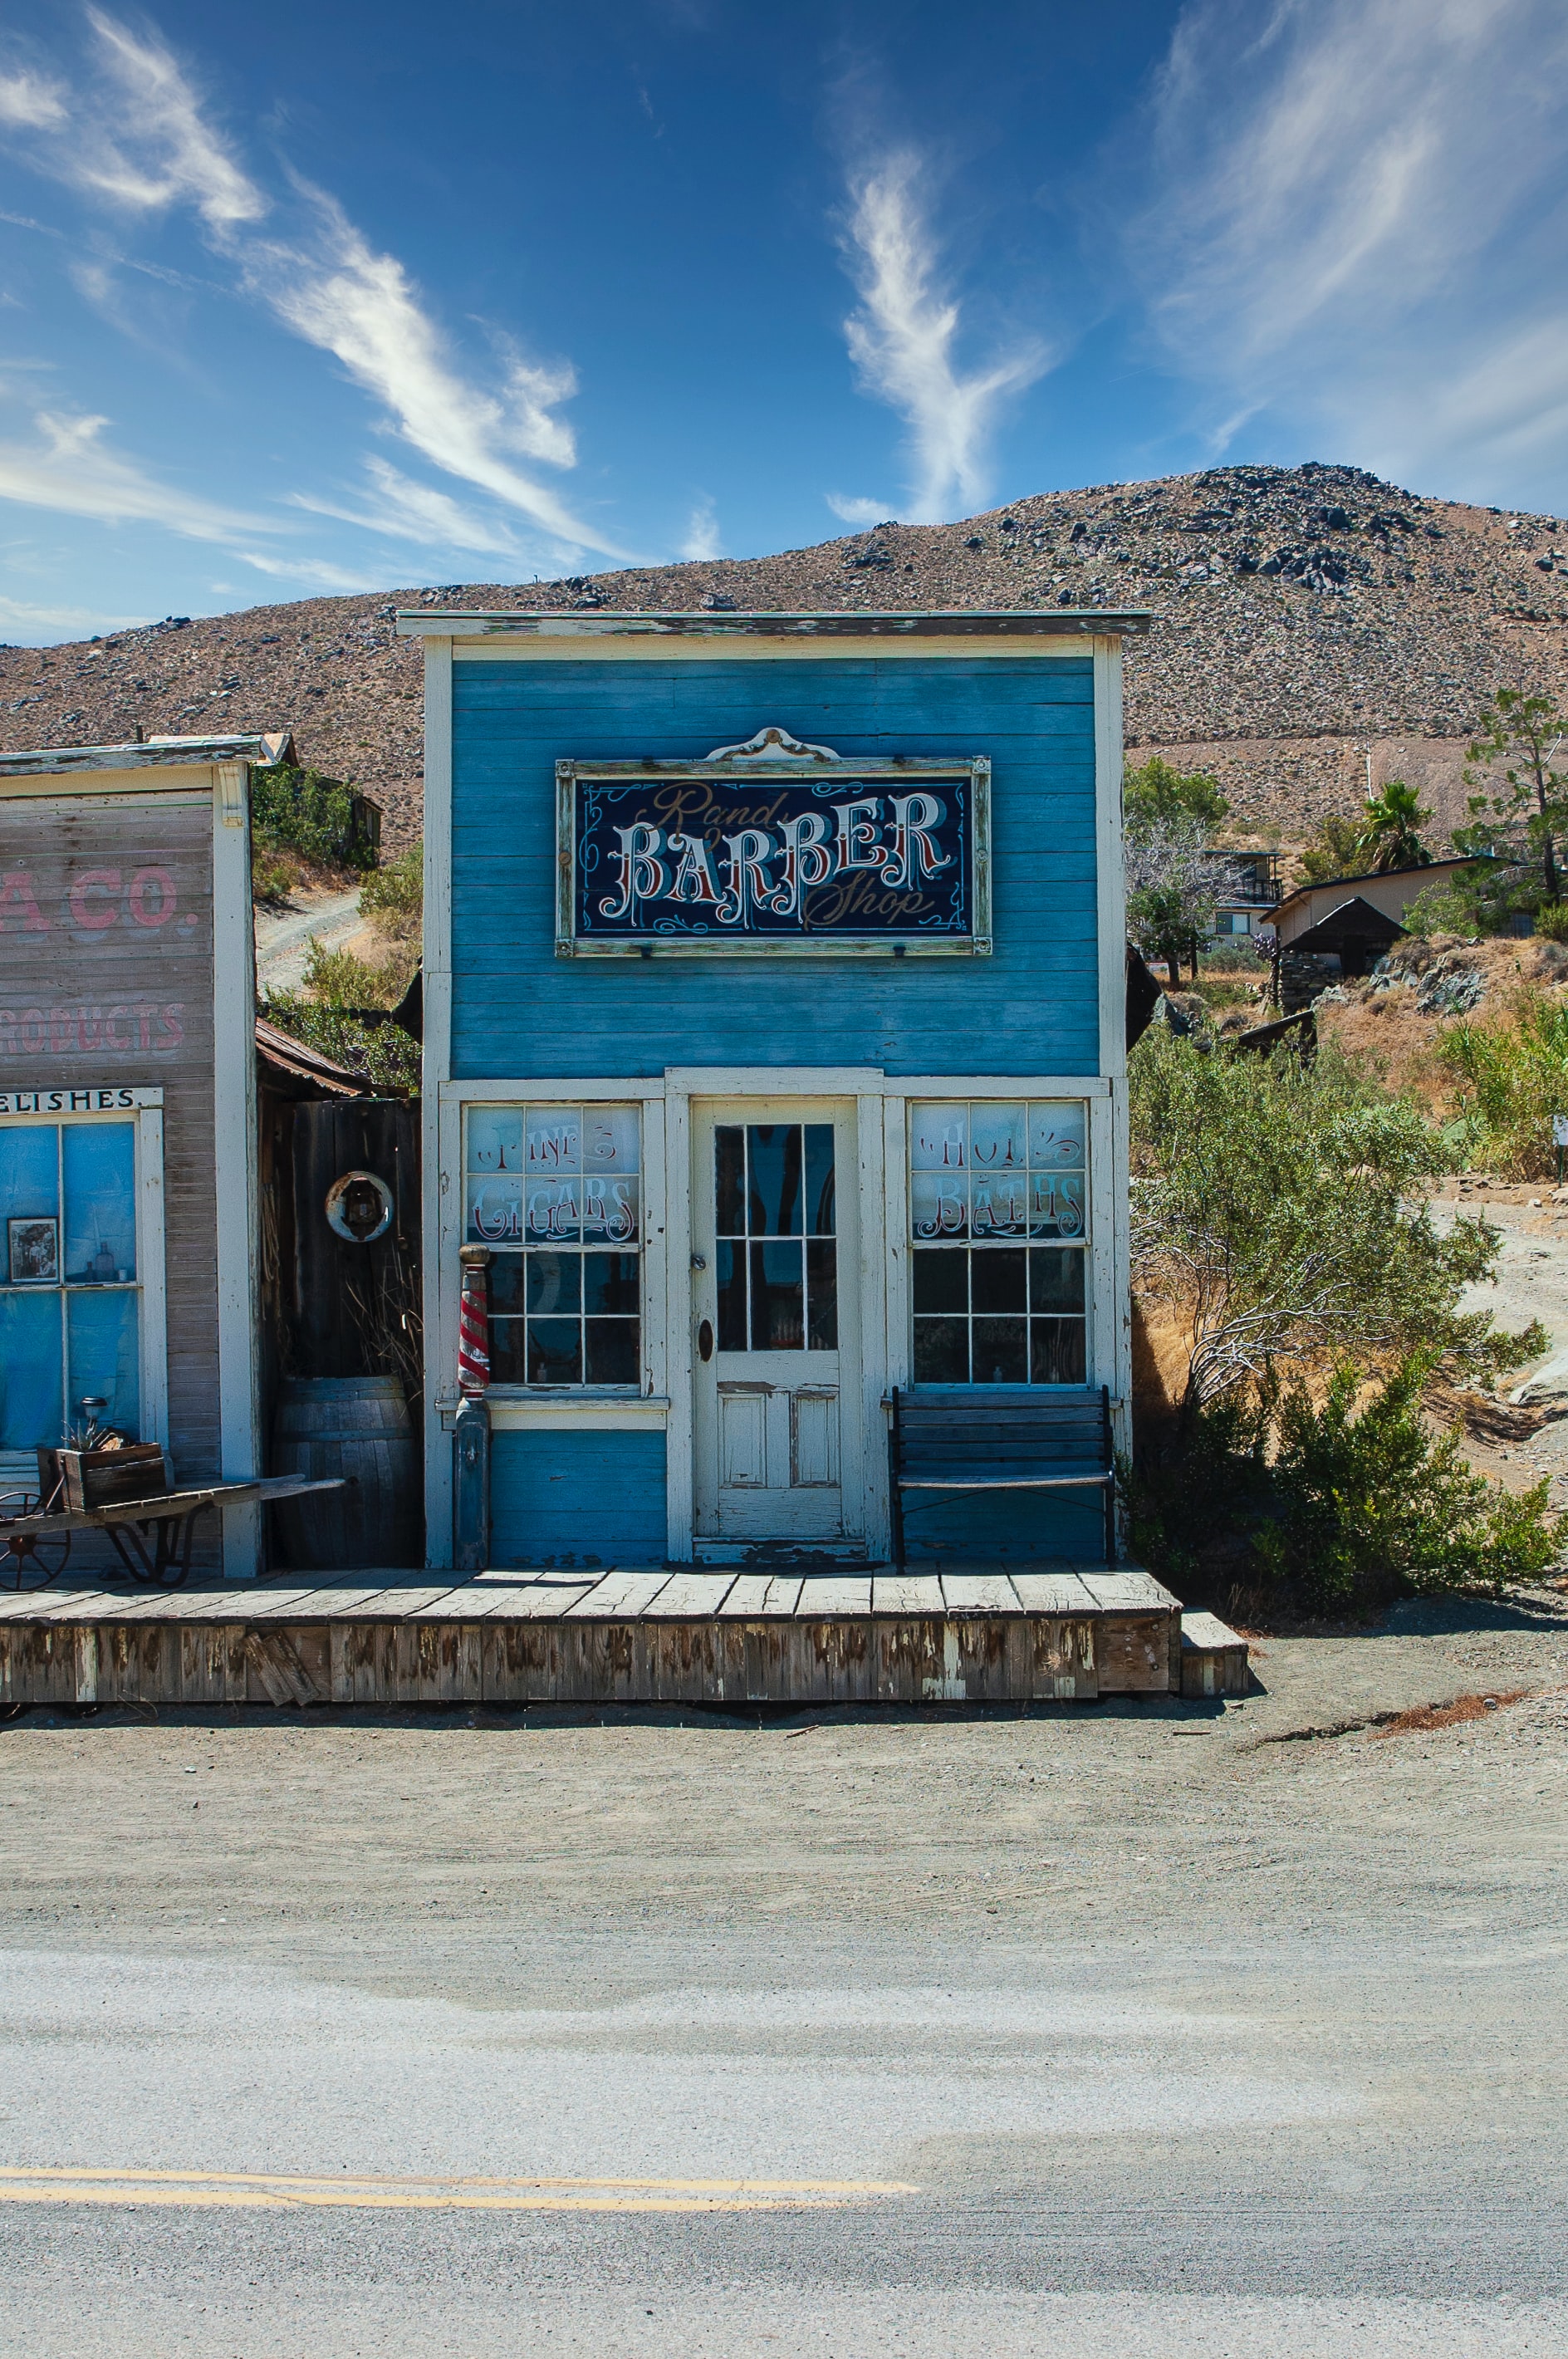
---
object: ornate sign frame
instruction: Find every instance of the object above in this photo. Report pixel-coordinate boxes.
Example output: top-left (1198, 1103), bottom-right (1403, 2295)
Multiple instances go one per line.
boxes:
top-left (555, 727), bottom-right (992, 959)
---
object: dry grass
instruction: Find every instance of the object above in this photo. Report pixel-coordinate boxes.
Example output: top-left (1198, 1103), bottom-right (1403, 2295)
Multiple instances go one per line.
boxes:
top-left (1372, 1688), bottom-right (1531, 1737)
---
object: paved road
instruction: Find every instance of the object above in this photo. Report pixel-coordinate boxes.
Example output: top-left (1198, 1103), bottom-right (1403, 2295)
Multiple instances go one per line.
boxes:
top-left (2, 1600), bottom-right (1566, 2355)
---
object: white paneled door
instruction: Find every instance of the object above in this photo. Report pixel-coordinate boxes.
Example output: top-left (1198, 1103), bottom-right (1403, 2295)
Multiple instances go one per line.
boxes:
top-left (690, 1100), bottom-right (862, 1542)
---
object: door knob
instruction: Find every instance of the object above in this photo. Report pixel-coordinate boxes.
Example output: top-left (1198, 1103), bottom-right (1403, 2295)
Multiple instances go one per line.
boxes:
top-left (698, 1319), bottom-right (714, 1363)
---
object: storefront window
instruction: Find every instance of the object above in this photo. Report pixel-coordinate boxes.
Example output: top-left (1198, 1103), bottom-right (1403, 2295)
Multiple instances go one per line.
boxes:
top-left (909, 1100), bottom-right (1087, 1384)
top-left (0, 1120), bottom-right (140, 1449)
top-left (464, 1103), bottom-right (641, 1386)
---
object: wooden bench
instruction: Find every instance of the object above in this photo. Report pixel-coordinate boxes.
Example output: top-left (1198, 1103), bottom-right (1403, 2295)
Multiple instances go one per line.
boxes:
top-left (887, 1385), bottom-right (1117, 1572)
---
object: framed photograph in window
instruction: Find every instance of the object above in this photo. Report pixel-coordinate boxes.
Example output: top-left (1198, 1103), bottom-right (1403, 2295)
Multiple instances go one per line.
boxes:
top-left (8, 1215), bottom-right (59, 1285)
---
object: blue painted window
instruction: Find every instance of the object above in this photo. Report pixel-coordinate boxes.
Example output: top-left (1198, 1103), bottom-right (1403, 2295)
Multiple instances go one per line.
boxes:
top-left (909, 1101), bottom-right (1087, 1385)
top-left (465, 1103), bottom-right (641, 1387)
top-left (0, 1120), bottom-right (140, 1449)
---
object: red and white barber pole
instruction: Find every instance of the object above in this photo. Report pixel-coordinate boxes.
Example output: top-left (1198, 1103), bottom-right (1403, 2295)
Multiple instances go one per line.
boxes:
top-left (458, 1247), bottom-right (491, 1393)
top-left (454, 1245), bottom-right (491, 1571)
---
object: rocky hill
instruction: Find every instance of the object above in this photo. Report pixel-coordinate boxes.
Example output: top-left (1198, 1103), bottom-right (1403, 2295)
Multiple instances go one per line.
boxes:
top-left (3, 460), bottom-right (1565, 854)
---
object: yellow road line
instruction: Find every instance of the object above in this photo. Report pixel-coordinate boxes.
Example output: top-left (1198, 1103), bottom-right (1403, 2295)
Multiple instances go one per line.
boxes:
top-left (0, 2166), bottom-right (918, 2215)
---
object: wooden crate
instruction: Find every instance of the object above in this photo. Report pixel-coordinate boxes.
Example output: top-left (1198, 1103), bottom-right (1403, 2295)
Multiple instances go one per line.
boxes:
top-left (58, 1444), bottom-right (169, 1514)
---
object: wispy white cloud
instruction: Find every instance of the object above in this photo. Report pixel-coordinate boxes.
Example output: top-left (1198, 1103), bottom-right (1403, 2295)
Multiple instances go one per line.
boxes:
top-left (237, 550), bottom-right (391, 592)
top-left (0, 410), bottom-right (267, 541)
top-left (288, 458), bottom-right (524, 558)
top-left (0, 590), bottom-right (145, 633)
top-left (840, 152), bottom-right (1048, 522)
top-left (1138, 0), bottom-right (1568, 498)
top-left (0, 71), bottom-right (67, 131)
top-left (825, 492), bottom-right (890, 526)
top-left (678, 498), bottom-right (721, 560)
top-left (0, 11), bottom-right (626, 561)
top-left (247, 190), bottom-right (622, 553)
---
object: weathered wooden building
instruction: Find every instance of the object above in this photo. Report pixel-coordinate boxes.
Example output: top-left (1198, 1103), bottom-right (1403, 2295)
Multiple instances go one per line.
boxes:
top-left (403, 606), bottom-right (1149, 1573)
top-left (0, 733), bottom-right (279, 1576)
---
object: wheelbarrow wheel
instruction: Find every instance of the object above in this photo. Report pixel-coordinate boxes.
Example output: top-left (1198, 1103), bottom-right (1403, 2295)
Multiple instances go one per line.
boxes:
top-left (0, 1494), bottom-right (72, 1591)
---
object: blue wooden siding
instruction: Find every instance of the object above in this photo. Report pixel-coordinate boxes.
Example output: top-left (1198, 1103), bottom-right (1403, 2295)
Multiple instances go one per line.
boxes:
top-left (449, 657), bottom-right (1101, 1079)
top-left (489, 1428), bottom-right (667, 1567)
top-left (898, 1487), bottom-right (1106, 1562)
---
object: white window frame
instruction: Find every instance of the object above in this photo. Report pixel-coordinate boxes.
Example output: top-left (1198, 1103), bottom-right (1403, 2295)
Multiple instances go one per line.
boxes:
top-left (0, 1096), bottom-right (168, 1488)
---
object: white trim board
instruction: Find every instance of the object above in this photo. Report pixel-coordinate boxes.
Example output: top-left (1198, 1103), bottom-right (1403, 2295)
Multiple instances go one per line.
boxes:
top-left (209, 759), bottom-right (261, 1578)
top-left (448, 635), bottom-right (1114, 664)
top-left (421, 637), bottom-right (454, 1568)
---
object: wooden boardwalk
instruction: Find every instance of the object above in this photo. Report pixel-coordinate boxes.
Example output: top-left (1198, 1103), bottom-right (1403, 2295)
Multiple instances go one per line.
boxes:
top-left (0, 1562), bottom-right (1184, 1709)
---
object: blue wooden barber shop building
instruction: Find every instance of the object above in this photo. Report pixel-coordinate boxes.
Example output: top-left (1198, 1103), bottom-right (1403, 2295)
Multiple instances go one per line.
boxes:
top-left (401, 606), bottom-right (1149, 1575)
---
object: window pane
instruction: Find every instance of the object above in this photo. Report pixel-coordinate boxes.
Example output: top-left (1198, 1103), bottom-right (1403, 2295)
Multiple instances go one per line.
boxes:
top-left (467, 1175), bottom-right (524, 1244)
top-left (488, 1254), bottom-right (526, 1314)
top-left (747, 1125), bottom-right (802, 1236)
top-left (525, 1177), bottom-right (581, 1244)
top-left (914, 1316), bottom-right (968, 1382)
top-left (972, 1247), bottom-right (1027, 1313)
top-left (583, 1252), bottom-right (639, 1315)
top-left (972, 1170), bottom-right (1028, 1238)
top-left (581, 1173), bottom-right (639, 1244)
top-left (806, 1239), bottom-right (838, 1350)
top-left (912, 1251), bottom-right (967, 1314)
top-left (488, 1319), bottom-right (528, 1382)
top-left (0, 1289), bottom-right (62, 1449)
top-left (1028, 1103), bottom-right (1086, 1168)
top-left (714, 1128), bottom-right (746, 1236)
top-left (911, 1170), bottom-right (968, 1241)
top-left (970, 1102), bottom-right (1025, 1175)
top-left (526, 1251), bottom-right (581, 1315)
top-left (973, 1317), bottom-right (1027, 1385)
top-left (0, 1125), bottom-right (59, 1233)
top-left (526, 1106), bottom-right (582, 1175)
top-left (1028, 1170), bottom-right (1086, 1239)
top-left (804, 1126), bottom-right (836, 1235)
top-left (66, 1287), bottom-right (140, 1436)
top-left (586, 1319), bottom-right (639, 1385)
top-left (467, 1109), bottom-right (524, 1172)
top-left (752, 1239), bottom-right (804, 1348)
top-left (1031, 1318), bottom-right (1086, 1385)
top-left (1030, 1248), bottom-right (1085, 1312)
top-left (583, 1106), bottom-right (639, 1176)
top-left (63, 1123), bottom-right (136, 1282)
top-left (527, 1319), bottom-right (582, 1384)
top-left (910, 1103), bottom-right (968, 1171)
top-left (715, 1239), bottom-right (747, 1351)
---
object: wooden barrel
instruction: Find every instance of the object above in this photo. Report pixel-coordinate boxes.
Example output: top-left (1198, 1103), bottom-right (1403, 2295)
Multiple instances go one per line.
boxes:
top-left (270, 1376), bottom-right (421, 1568)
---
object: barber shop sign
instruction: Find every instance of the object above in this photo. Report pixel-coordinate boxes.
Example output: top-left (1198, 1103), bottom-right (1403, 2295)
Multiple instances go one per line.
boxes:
top-left (556, 729), bottom-right (991, 958)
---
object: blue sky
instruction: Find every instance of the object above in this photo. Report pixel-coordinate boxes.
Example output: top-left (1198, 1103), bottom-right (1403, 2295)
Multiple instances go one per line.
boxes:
top-left (2, 0), bottom-right (1566, 642)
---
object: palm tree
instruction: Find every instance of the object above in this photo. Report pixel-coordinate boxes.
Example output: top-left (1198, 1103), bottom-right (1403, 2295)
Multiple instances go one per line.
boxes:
top-left (1359, 781), bottom-right (1433, 873)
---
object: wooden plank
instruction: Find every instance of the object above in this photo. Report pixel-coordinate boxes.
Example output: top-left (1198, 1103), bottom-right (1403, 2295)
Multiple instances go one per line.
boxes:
top-left (1098, 1611), bottom-right (1174, 1693)
top-left (1080, 1569), bottom-right (1179, 1612)
top-left (472, 1578), bottom-right (599, 1621)
top-left (0, 1585), bottom-right (135, 1625)
top-left (311, 1583), bottom-right (474, 1621)
top-left (1010, 1570), bottom-right (1097, 1615)
top-left (565, 1568), bottom-right (673, 1618)
top-left (793, 1572), bottom-right (872, 1616)
top-left (243, 1627), bottom-right (322, 1707)
top-left (718, 1572), bottom-right (803, 1618)
top-left (870, 1572), bottom-right (943, 1615)
top-left (640, 1571), bottom-right (736, 1618)
top-left (939, 1569), bottom-right (1020, 1615)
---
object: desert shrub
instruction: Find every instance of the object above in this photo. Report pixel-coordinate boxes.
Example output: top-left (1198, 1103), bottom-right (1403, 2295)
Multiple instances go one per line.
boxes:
top-left (1438, 989), bottom-right (1568, 1177)
top-left (1129, 1028), bottom-right (1539, 1408)
top-left (252, 764), bottom-right (376, 872)
top-left (1536, 900), bottom-right (1568, 942)
top-left (301, 938), bottom-right (417, 1009)
top-left (262, 995), bottom-right (420, 1096)
top-left (358, 842), bottom-right (423, 941)
top-left (252, 849), bottom-right (298, 906)
top-left (1125, 1356), bottom-right (1559, 1615)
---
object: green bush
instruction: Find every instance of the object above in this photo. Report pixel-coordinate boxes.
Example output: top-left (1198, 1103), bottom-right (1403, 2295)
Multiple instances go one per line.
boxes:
top-left (1536, 901), bottom-right (1568, 942)
top-left (358, 842), bottom-right (423, 939)
top-left (301, 938), bottom-right (417, 1010)
top-left (1438, 990), bottom-right (1568, 1176)
top-left (252, 764), bottom-right (376, 872)
top-left (262, 995), bottom-right (420, 1096)
top-left (1126, 1357), bottom-right (1560, 1615)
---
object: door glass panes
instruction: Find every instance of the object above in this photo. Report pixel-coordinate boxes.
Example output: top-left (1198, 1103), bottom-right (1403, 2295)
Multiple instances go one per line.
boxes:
top-left (715, 1124), bottom-right (837, 1352)
top-left (465, 1104), bottom-right (641, 1386)
top-left (0, 1121), bottom-right (141, 1449)
top-left (909, 1101), bottom-right (1087, 1385)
